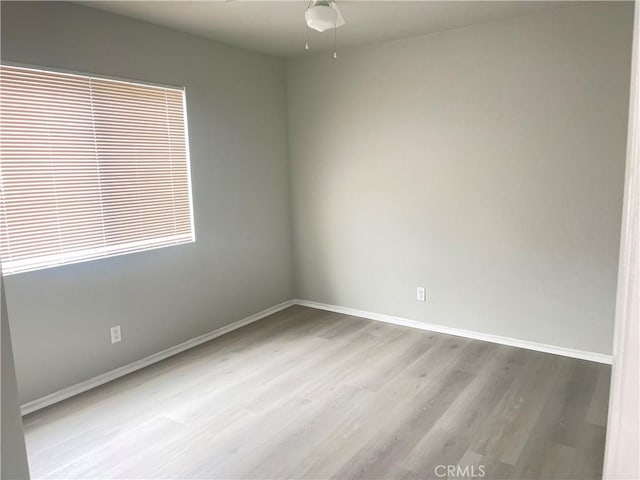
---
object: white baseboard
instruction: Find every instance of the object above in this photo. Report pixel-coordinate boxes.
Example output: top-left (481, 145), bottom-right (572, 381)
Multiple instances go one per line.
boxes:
top-left (294, 299), bottom-right (613, 365)
top-left (22, 297), bottom-right (611, 415)
top-left (20, 299), bottom-right (295, 415)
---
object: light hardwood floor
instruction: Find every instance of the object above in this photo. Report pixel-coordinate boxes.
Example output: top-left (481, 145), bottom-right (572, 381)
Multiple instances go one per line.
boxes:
top-left (23, 306), bottom-right (610, 479)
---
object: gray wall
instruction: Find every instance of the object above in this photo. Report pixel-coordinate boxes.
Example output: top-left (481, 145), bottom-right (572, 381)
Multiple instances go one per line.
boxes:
top-left (1, 1), bottom-right (294, 404)
top-left (287, 2), bottom-right (633, 355)
top-left (1, 274), bottom-right (30, 479)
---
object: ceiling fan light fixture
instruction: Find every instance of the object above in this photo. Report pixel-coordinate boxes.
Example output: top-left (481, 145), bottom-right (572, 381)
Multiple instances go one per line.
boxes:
top-left (305, 5), bottom-right (337, 32)
top-left (305, 1), bottom-right (345, 33)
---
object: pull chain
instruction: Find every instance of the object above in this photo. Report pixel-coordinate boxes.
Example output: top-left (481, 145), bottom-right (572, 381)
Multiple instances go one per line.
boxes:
top-left (333, 21), bottom-right (337, 59)
top-left (305, 0), bottom-right (312, 51)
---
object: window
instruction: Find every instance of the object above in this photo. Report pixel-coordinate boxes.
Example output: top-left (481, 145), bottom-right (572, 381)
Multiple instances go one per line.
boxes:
top-left (0, 65), bottom-right (195, 275)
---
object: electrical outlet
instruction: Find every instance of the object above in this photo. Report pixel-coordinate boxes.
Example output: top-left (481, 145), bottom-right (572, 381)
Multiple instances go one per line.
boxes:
top-left (110, 325), bottom-right (122, 344)
top-left (416, 287), bottom-right (426, 302)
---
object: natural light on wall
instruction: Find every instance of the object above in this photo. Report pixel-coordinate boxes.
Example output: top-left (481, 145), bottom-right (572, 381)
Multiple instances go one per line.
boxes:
top-left (0, 65), bottom-right (195, 275)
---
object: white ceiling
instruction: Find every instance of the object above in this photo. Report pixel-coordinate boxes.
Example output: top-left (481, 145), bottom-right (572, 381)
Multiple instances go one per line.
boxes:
top-left (80, 1), bottom-right (580, 58)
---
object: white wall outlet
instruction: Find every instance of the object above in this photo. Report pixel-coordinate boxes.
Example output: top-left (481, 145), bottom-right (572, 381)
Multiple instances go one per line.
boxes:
top-left (416, 286), bottom-right (426, 301)
top-left (110, 325), bottom-right (122, 344)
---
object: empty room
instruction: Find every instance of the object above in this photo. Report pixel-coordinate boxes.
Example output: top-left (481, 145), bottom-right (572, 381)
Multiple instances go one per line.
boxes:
top-left (1, 1), bottom-right (638, 479)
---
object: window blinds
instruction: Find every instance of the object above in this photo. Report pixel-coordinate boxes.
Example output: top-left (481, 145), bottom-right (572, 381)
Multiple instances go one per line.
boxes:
top-left (0, 65), bottom-right (195, 275)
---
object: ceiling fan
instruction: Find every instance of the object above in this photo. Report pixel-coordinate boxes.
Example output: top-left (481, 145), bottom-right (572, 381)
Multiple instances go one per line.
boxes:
top-left (304, 1), bottom-right (345, 57)
top-left (305, 0), bottom-right (346, 33)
